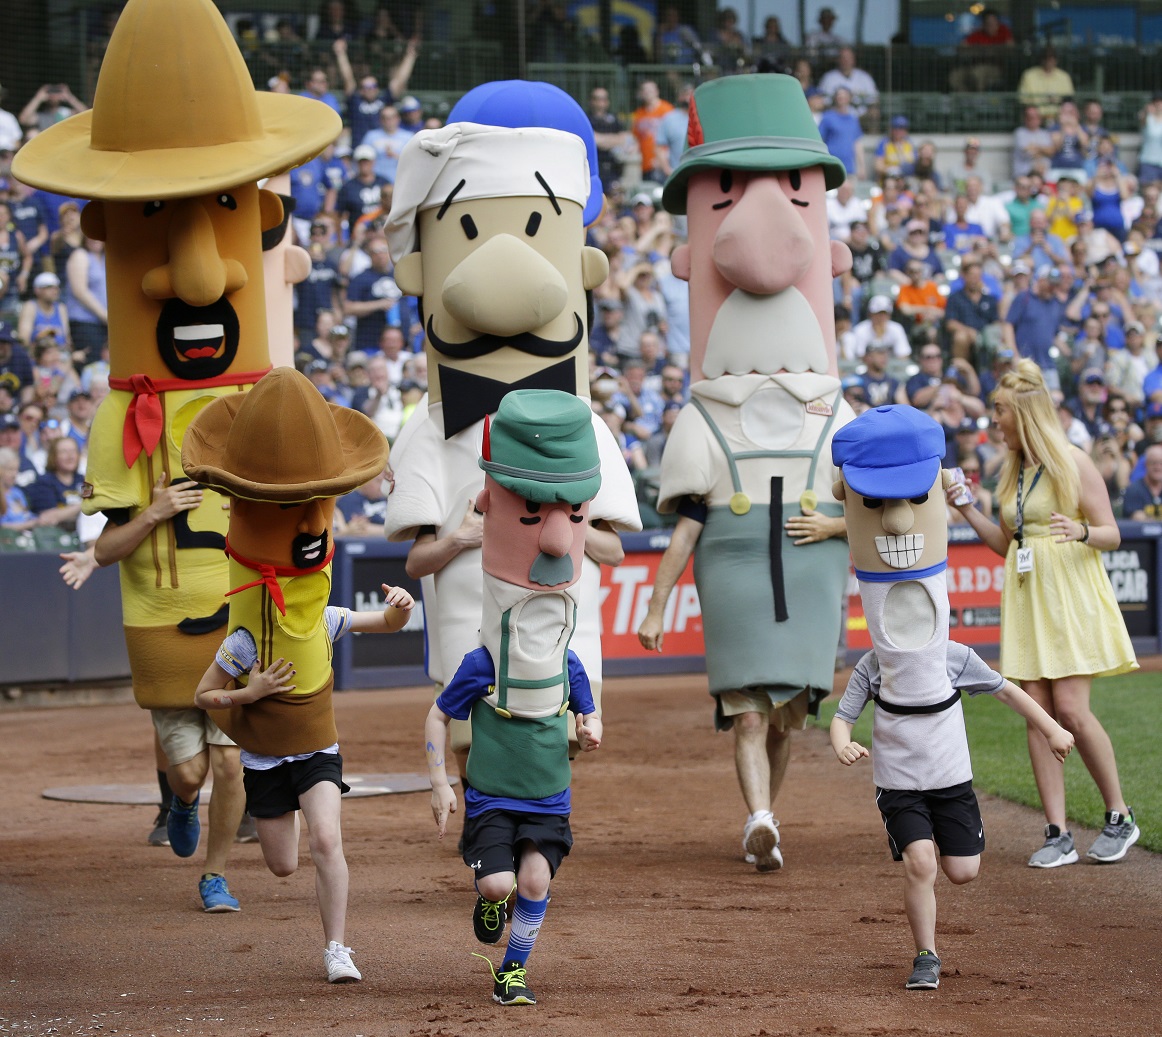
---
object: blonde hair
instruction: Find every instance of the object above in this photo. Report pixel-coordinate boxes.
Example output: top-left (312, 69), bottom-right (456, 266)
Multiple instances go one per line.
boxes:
top-left (995, 359), bottom-right (1080, 514)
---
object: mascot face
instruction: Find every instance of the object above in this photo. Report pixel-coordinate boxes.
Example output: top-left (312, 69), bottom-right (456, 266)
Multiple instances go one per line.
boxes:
top-left (835, 470), bottom-right (952, 575)
top-left (84, 183), bottom-right (283, 381)
top-left (672, 165), bottom-right (851, 382)
top-left (401, 193), bottom-right (607, 428)
top-left (475, 473), bottom-right (590, 591)
top-left (228, 496), bottom-right (337, 571)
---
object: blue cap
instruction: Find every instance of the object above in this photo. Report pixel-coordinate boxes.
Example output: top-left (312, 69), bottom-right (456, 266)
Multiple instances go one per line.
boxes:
top-left (832, 405), bottom-right (945, 499)
top-left (448, 80), bottom-right (604, 226)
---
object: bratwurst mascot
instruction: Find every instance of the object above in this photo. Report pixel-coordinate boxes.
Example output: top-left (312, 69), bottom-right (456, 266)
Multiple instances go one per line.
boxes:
top-left (384, 112), bottom-right (640, 772)
top-left (12, 0), bottom-right (340, 912)
top-left (637, 74), bottom-right (854, 873)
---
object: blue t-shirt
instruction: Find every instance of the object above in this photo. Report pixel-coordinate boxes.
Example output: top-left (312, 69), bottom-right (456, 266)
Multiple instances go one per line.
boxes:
top-left (1005, 290), bottom-right (1066, 370)
top-left (294, 255), bottom-right (341, 331)
top-left (347, 90), bottom-right (392, 155)
top-left (818, 108), bottom-right (864, 175)
top-left (436, 646), bottom-right (595, 818)
top-left (345, 267), bottom-right (402, 352)
top-left (942, 220), bottom-right (986, 254)
top-left (289, 157), bottom-right (329, 223)
top-left (335, 174), bottom-right (389, 235)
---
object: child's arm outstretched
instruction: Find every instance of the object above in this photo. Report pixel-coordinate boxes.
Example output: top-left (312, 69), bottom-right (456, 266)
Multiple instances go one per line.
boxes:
top-left (830, 715), bottom-right (870, 766)
top-left (194, 657), bottom-right (296, 709)
top-left (995, 679), bottom-right (1075, 762)
top-left (346, 583), bottom-right (416, 634)
top-left (424, 703), bottom-right (458, 838)
top-left (575, 711), bottom-right (602, 751)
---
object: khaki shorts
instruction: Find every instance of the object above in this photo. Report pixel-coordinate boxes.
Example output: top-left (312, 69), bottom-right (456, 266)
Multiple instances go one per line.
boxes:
top-left (152, 707), bottom-right (236, 767)
top-left (716, 687), bottom-right (811, 733)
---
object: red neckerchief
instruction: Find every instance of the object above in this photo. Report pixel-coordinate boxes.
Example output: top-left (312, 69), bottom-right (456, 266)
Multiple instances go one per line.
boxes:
top-left (107, 368), bottom-right (271, 468)
top-left (223, 536), bottom-right (334, 616)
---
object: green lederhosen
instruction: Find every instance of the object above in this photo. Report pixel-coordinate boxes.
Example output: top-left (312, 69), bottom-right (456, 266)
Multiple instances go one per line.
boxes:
top-left (689, 394), bottom-right (848, 730)
top-left (467, 603), bottom-right (573, 801)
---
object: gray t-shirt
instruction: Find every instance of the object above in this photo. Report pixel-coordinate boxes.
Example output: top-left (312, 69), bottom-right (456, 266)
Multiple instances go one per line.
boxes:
top-left (835, 641), bottom-right (1005, 792)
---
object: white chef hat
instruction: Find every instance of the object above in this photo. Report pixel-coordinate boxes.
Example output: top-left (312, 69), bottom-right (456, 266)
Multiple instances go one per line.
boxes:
top-left (385, 122), bottom-right (590, 261)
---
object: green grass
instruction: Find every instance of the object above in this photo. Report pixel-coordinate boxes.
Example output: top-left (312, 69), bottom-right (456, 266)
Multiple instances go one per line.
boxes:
top-left (814, 672), bottom-right (1161, 852)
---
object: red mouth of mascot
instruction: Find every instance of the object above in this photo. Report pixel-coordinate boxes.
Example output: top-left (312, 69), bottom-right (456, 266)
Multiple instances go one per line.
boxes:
top-left (156, 297), bottom-right (240, 380)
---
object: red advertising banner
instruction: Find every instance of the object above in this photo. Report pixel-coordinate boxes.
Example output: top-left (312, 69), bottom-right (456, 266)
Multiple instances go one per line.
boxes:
top-left (599, 542), bottom-right (1007, 662)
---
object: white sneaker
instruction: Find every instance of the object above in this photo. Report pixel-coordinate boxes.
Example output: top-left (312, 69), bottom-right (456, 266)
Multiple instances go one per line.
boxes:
top-left (742, 812), bottom-right (783, 872)
top-left (324, 941), bottom-right (362, 983)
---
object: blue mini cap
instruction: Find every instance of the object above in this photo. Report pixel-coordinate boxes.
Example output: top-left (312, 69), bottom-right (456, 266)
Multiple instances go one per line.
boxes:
top-left (832, 405), bottom-right (945, 499)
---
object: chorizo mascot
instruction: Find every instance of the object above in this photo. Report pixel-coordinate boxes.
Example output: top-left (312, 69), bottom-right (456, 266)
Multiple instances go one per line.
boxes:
top-left (384, 100), bottom-right (640, 773)
top-left (12, 0), bottom-right (340, 912)
top-left (637, 74), bottom-right (854, 873)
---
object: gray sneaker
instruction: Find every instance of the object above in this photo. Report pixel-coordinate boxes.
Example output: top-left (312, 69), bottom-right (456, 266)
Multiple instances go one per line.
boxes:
top-left (1086, 808), bottom-right (1139, 863)
top-left (1028, 824), bottom-right (1079, 868)
top-left (906, 951), bottom-right (941, 990)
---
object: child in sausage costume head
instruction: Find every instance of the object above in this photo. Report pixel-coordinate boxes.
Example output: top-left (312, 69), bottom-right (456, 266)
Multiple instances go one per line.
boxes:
top-left (829, 405), bottom-right (1073, 992)
top-left (185, 367), bottom-right (414, 984)
top-left (424, 389), bottom-right (603, 1008)
top-left (11, 0), bottom-right (340, 912)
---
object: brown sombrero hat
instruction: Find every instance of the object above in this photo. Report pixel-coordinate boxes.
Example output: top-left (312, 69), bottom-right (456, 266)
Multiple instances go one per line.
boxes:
top-left (12, 0), bottom-right (340, 200)
top-left (182, 368), bottom-right (388, 503)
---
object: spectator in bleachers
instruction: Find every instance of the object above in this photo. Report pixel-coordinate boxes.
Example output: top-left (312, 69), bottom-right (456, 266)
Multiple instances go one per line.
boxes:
top-left (0, 199), bottom-right (29, 321)
top-left (655, 5), bottom-right (703, 66)
top-left (298, 66), bottom-right (343, 116)
top-left (589, 300), bottom-right (623, 368)
top-left (644, 399), bottom-right (681, 469)
top-left (1070, 368), bottom-right (1111, 437)
top-left (964, 176), bottom-right (1010, 240)
top-left (659, 363), bottom-right (688, 405)
top-left (827, 179), bottom-right (866, 241)
top-left (1137, 94), bottom-right (1162, 187)
top-left (874, 115), bottom-right (916, 182)
top-left (804, 6), bottom-right (846, 58)
top-left (818, 88), bottom-right (865, 182)
top-left (617, 261), bottom-right (668, 365)
top-left (343, 233), bottom-right (401, 353)
top-left (1088, 158), bottom-right (1133, 243)
top-left (315, 0), bottom-right (356, 42)
top-left (632, 81), bottom-right (673, 185)
top-left (59, 387), bottom-right (92, 460)
top-left (358, 351), bottom-right (404, 440)
top-left (17, 83), bottom-right (87, 134)
top-left (0, 444), bottom-right (36, 531)
top-left (1122, 442), bottom-right (1162, 519)
top-left (335, 467), bottom-right (390, 535)
top-left (895, 258), bottom-right (945, 346)
top-left (47, 199), bottom-right (83, 277)
top-left (635, 330), bottom-right (667, 384)
top-left (25, 434), bottom-right (82, 530)
top-left (30, 337), bottom-right (80, 413)
top-left (951, 8), bottom-right (1013, 94)
top-left (948, 138), bottom-right (991, 195)
top-left (1003, 265), bottom-right (1068, 390)
top-left (361, 105), bottom-right (411, 183)
top-left (1085, 134), bottom-right (1128, 179)
top-left (841, 372), bottom-right (869, 415)
top-left (655, 83), bottom-right (693, 179)
top-left (1080, 101), bottom-right (1112, 158)
top-left (1012, 105), bottom-right (1056, 180)
top-left (848, 295), bottom-right (910, 361)
top-left (818, 46), bottom-right (879, 122)
top-left (1017, 46), bottom-right (1075, 122)
top-left (889, 217), bottom-right (939, 284)
top-left (977, 346), bottom-right (1016, 403)
top-left (949, 444), bottom-right (993, 520)
top-left (1010, 208), bottom-right (1068, 272)
top-left (840, 219), bottom-right (884, 321)
top-left (17, 272), bottom-right (69, 360)
top-left (1106, 320), bottom-right (1149, 407)
top-left (614, 358), bottom-right (665, 443)
top-left (0, 85), bottom-right (21, 152)
top-left (334, 144), bottom-right (389, 237)
top-left (945, 257), bottom-right (1002, 362)
top-left (63, 232), bottom-right (106, 366)
top-left (6, 178), bottom-right (48, 270)
top-left (1005, 175), bottom-right (1042, 237)
top-left (333, 35), bottom-right (417, 146)
top-left (753, 16), bottom-right (793, 71)
top-left (857, 341), bottom-right (906, 406)
top-left (1049, 101), bottom-right (1089, 180)
top-left (397, 95), bottom-right (424, 135)
top-left (655, 248), bottom-right (690, 365)
top-left (710, 7), bottom-right (751, 70)
top-left (587, 86), bottom-right (628, 195)
top-left (905, 342), bottom-right (947, 409)
top-left (296, 230), bottom-right (342, 343)
top-left (943, 194), bottom-right (987, 255)
top-left (912, 140), bottom-right (943, 191)
top-left (0, 319), bottom-right (35, 402)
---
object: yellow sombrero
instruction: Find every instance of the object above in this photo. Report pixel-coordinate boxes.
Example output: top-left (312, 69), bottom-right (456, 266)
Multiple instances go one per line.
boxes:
top-left (12, 0), bottom-right (341, 200)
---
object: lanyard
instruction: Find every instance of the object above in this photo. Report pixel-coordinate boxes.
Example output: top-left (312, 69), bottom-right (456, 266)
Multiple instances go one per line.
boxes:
top-left (1015, 464), bottom-right (1043, 548)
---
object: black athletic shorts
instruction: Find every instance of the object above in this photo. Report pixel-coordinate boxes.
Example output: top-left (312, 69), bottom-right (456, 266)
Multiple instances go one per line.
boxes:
top-left (462, 808), bottom-right (573, 881)
top-left (875, 780), bottom-right (985, 861)
top-left (243, 752), bottom-right (350, 819)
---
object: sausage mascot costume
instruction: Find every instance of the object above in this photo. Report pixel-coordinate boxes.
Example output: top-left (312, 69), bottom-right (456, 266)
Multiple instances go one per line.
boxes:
top-left (637, 74), bottom-right (854, 873)
top-left (12, 0), bottom-right (340, 911)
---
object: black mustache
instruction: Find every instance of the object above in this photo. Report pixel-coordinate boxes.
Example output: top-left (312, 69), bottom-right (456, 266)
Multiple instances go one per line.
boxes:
top-left (425, 313), bottom-right (584, 360)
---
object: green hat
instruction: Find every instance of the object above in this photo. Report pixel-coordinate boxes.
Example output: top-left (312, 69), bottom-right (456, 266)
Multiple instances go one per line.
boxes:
top-left (479, 390), bottom-right (602, 505)
top-left (662, 73), bottom-right (847, 215)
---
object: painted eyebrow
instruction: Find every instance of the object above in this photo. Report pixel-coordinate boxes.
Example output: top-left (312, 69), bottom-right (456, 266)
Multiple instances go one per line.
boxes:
top-left (534, 172), bottom-right (561, 215)
top-left (436, 179), bottom-right (467, 220)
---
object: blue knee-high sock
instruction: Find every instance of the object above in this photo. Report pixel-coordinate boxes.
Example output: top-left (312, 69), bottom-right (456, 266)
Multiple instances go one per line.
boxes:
top-left (503, 893), bottom-right (548, 966)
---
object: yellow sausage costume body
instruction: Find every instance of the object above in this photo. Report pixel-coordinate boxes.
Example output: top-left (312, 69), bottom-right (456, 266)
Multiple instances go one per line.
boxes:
top-left (182, 368), bottom-right (389, 756)
top-left (11, 0), bottom-right (340, 709)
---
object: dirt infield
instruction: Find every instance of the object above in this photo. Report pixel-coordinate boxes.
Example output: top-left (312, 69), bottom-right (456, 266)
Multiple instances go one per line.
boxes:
top-left (2, 674), bottom-right (1159, 1037)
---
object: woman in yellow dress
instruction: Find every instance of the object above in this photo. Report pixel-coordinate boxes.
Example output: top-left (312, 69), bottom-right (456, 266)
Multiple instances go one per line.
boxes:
top-left (948, 360), bottom-right (1139, 868)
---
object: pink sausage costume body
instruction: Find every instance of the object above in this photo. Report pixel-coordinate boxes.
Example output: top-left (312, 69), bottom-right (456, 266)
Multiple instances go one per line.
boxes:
top-left (656, 75), bottom-right (854, 723)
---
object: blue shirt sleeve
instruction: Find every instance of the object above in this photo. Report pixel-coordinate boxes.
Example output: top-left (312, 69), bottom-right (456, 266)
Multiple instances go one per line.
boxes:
top-left (325, 606), bottom-right (353, 642)
top-left (435, 648), bottom-right (496, 721)
top-left (567, 650), bottom-right (595, 716)
top-left (216, 627), bottom-right (258, 679)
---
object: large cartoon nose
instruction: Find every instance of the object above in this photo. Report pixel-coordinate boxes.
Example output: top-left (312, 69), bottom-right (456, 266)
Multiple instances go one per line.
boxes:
top-left (881, 500), bottom-right (915, 535)
top-left (538, 507), bottom-right (573, 558)
top-left (141, 198), bottom-right (248, 307)
top-left (712, 176), bottom-right (814, 295)
top-left (442, 235), bottom-right (568, 337)
top-left (296, 499), bottom-right (328, 536)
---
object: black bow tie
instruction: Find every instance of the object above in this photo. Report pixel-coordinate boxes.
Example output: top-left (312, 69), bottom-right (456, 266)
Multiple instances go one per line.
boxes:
top-left (437, 360), bottom-right (578, 438)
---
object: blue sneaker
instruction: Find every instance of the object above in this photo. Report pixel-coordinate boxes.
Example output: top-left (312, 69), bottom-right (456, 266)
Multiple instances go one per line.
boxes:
top-left (167, 792), bottom-right (201, 858)
top-left (199, 873), bottom-right (240, 913)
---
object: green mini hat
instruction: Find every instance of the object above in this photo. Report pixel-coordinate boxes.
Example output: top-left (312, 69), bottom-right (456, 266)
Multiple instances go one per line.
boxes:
top-left (479, 389), bottom-right (602, 505)
top-left (662, 73), bottom-right (847, 215)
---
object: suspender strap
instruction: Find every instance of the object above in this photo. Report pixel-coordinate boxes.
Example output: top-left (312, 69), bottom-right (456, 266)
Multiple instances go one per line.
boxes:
top-left (691, 396), bottom-right (743, 494)
top-left (769, 476), bottom-right (788, 623)
top-left (872, 688), bottom-right (962, 715)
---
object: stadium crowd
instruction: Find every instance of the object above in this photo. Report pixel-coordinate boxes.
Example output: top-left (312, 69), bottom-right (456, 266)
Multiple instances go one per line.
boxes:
top-left (4, 5), bottom-right (1162, 542)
